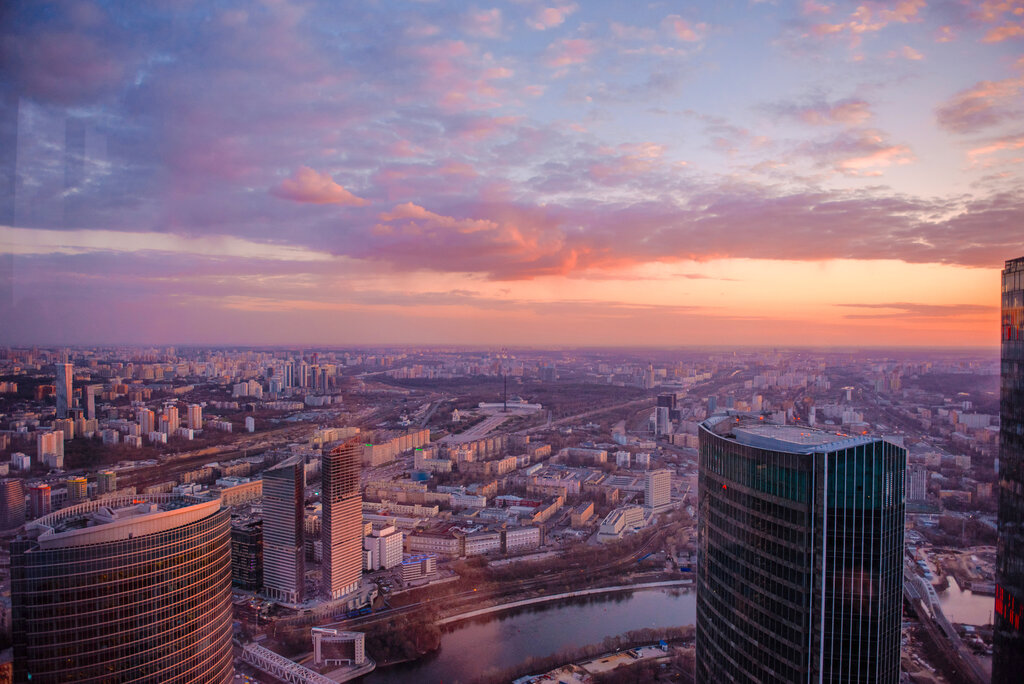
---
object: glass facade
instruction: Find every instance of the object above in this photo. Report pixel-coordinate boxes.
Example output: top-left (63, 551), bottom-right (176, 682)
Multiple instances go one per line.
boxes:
top-left (11, 496), bottom-right (233, 683)
top-left (995, 256), bottom-right (1024, 683)
top-left (696, 418), bottom-right (905, 683)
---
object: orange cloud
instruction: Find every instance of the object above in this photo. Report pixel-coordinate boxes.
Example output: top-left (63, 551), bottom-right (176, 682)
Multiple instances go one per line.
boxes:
top-left (270, 167), bottom-right (369, 206)
top-left (975, 0), bottom-right (1024, 43)
top-left (887, 45), bottom-right (924, 60)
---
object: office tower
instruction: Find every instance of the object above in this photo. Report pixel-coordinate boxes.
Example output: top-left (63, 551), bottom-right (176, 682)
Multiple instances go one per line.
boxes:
top-left (66, 476), bottom-right (88, 504)
top-left (262, 455), bottom-right (305, 603)
top-left (696, 416), bottom-right (905, 683)
top-left (231, 518), bottom-right (263, 591)
top-left (11, 494), bottom-right (233, 682)
top-left (96, 470), bottom-right (117, 495)
top-left (188, 403), bottom-right (203, 430)
top-left (55, 362), bottom-right (72, 419)
top-left (645, 469), bottom-right (671, 510)
top-left (995, 255), bottom-right (1024, 682)
top-left (0, 479), bottom-right (25, 529)
top-left (137, 407), bottom-right (155, 435)
top-left (322, 438), bottom-right (363, 600)
top-left (27, 484), bottom-right (51, 520)
top-left (85, 384), bottom-right (97, 420)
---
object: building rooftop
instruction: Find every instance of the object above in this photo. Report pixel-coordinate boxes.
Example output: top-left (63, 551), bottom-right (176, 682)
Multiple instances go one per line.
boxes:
top-left (703, 414), bottom-right (879, 454)
top-left (24, 494), bottom-right (221, 550)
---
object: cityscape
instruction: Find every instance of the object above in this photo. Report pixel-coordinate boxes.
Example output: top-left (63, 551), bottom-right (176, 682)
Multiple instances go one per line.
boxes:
top-left (2, 1), bottom-right (1024, 683)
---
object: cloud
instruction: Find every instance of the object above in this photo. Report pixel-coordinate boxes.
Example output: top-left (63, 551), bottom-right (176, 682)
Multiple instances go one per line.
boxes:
top-left (837, 302), bottom-right (997, 319)
top-left (887, 45), bottom-right (924, 60)
top-left (936, 77), bottom-right (1024, 134)
top-left (771, 98), bottom-right (873, 126)
top-left (544, 38), bottom-right (596, 68)
top-left (808, 0), bottom-right (925, 46)
top-left (526, 4), bottom-right (578, 31)
top-left (973, 0), bottom-right (1024, 42)
top-left (662, 15), bottom-right (708, 42)
top-left (270, 167), bottom-right (370, 206)
top-left (796, 129), bottom-right (914, 175)
top-left (463, 8), bottom-right (503, 38)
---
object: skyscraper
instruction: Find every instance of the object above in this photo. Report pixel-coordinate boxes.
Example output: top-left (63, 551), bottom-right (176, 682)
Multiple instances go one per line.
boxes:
top-left (0, 479), bottom-right (25, 529)
top-left (322, 438), bottom-right (363, 600)
top-left (11, 494), bottom-right (233, 682)
top-left (696, 416), bottom-right (905, 683)
top-left (85, 383), bottom-right (97, 420)
top-left (55, 362), bottom-right (72, 419)
top-left (995, 255), bottom-right (1024, 682)
top-left (188, 403), bottom-right (203, 430)
top-left (261, 455), bottom-right (305, 603)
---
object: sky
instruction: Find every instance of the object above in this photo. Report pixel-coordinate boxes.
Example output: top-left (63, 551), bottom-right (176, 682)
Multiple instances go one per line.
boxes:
top-left (1, 0), bottom-right (1022, 348)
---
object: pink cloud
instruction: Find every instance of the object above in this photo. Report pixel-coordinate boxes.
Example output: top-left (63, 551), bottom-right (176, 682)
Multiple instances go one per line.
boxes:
top-left (973, 0), bottom-right (1024, 42)
top-left (936, 77), bottom-right (1024, 133)
top-left (780, 98), bottom-right (873, 126)
top-left (544, 38), bottom-right (595, 67)
top-left (662, 15), bottom-right (708, 42)
top-left (967, 133), bottom-right (1024, 162)
top-left (270, 167), bottom-right (369, 206)
top-left (887, 45), bottom-right (924, 60)
top-left (809, 0), bottom-right (925, 46)
top-left (463, 8), bottom-right (503, 38)
top-left (610, 23), bottom-right (657, 41)
top-left (526, 4), bottom-right (579, 31)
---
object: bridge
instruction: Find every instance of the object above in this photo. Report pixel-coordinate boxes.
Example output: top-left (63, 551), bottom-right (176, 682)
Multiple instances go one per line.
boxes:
top-left (241, 643), bottom-right (375, 683)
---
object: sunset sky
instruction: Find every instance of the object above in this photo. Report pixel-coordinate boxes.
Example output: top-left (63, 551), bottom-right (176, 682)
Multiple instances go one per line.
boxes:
top-left (1, 0), bottom-right (1022, 347)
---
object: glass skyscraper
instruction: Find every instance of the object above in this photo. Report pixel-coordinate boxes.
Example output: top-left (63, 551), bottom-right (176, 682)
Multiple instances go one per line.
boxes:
top-left (322, 438), bottom-right (363, 600)
top-left (995, 255), bottom-right (1024, 683)
top-left (10, 495), bottom-right (233, 683)
top-left (696, 416), bottom-right (905, 683)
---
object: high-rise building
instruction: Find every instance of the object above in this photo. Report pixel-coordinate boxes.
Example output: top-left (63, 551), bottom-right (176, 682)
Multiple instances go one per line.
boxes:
top-left (188, 403), bottom-right (203, 430)
top-left (696, 416), bottom-right (905, 683)
top-left (231, 518), bottom-right (263, 591)
top-left (995, 255), bottom-right (1024, 682)
top-left (27, 484), bottom-right (51, 520)
top-left (261, 455), bottom-right (305, 603)
top-left (137, 407), bottom-right (155, 435)
top-left (96, 470), bottom-right (117, 495)
top-left (907, 463), bottom-right (928, 502)
top-left (85, 383), bottom-right (98, 420)
top-left (55, 362), bottom-right (72, 419)
top-left (66, 476), bottom-right (88, 504)
top-left (644, 469), bottom-right (671, 510)
top-left (167, 405), bottom-right (180, 433)
top-left (11, 494), bottom-right (233, 682)
top-left (0, 479), bottom-right (25, 529)
top-left (322, 438), bottom-right (363, 600)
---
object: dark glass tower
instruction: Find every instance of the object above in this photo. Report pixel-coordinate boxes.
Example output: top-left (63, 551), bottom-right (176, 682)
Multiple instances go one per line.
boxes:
top-left (696, 416), bottom-right (905, 683)
top-left (995, 256), bottom-right (1024, 683)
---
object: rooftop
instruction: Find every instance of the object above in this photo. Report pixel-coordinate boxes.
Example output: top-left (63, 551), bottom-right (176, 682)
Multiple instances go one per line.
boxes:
top-left (703, 414), bottom-right (879, 454)
top-left (25, 494), bottom-right (222, 550)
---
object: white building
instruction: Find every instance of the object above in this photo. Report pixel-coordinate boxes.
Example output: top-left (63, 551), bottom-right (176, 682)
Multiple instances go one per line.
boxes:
top-left (645, 469), bottom-right (672, 510)
top-left (363, 525), bottom-right (403, 571)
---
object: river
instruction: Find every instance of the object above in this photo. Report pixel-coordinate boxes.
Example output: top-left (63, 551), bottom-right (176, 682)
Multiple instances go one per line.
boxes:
top-left (361, 587), bottom-right (696, 684)
top-left (938, 576), bottom-right (995, 626)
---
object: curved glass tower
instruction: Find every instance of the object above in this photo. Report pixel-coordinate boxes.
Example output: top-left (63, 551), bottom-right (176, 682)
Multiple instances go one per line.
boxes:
top-left (696, 416), bottom-right (905, 683)
top-left (11, 495), bottom-right (233, 683)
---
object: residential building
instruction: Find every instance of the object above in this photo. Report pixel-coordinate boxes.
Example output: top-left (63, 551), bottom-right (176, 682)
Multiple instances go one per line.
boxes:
top-left (322, 438), bottom-right (362, 599)
top-left (645, 468), bottom-right (671, 510)
top-left (0, 479), bottom-right (25, 529)
top-left (27, 484), bottom-right (51, 520)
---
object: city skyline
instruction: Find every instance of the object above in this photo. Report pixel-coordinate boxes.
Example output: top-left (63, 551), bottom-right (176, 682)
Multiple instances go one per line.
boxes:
top-left (1, 1), bottom-right (1023, 347)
